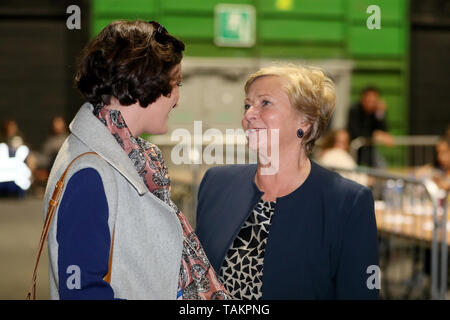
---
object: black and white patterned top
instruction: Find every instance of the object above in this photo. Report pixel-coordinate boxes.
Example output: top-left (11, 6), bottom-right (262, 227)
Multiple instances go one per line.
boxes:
top-left (219, 199), bottom-right (276, 299)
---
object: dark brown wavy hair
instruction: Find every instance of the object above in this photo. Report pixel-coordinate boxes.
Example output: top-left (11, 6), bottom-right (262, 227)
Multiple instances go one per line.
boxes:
top-left (74, 20), bottom-right (185, 108)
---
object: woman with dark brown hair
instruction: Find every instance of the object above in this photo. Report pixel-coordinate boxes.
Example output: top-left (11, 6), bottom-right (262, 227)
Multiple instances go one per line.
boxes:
top-left (42, 20), bottom-right (229, 300)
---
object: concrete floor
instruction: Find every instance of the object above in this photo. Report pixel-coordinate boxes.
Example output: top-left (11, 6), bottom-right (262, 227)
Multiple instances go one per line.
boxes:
top-left (0, 196), bottom-right (49, 300)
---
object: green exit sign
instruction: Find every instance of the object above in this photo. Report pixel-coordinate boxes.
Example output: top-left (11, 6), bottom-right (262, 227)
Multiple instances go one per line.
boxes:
top-left (214, 4), bottom-right (256, 48)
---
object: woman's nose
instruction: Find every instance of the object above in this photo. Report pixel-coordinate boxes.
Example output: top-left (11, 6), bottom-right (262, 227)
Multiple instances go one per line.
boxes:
top-left (244, 105), bottom-right (258, 121)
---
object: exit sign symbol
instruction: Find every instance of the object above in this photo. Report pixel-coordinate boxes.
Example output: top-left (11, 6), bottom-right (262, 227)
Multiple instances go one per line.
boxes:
top-left (214, 4), bottom-right (256, 47)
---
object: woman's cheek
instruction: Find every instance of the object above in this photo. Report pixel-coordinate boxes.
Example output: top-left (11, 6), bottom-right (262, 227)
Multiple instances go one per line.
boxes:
top-left (261, 110), bottom-right (276, 129)
top-left (241, 117), bottom-right (247, 130)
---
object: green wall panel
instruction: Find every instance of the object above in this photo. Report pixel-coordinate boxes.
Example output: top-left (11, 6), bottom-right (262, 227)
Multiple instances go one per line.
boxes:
top-left (92, 0), bottom-right (157, 16)
top-left (161, 16), bottom-right (213, 40)
top-left (351, 73), bottom-right (404, 93)
top-left (257, 0), bottom-right (345, 17)
top-left (161, 0), bottom-right (253, 13)
top-left (348, 0), bottom-right (407, 25)
top-left (91, 18), bottom-right (117, 37)
top-left (184, 43), bottom-right (255, 57)
top-left (354, 58), bottom-right (405, 71)
top-left (383, 95), bottom-right (407, 133)
top-left (348, 25), bottom-right (406, 57)
top-left (92, 18), bottom-right (109, 36)
top-left (259, 44), bottom-right (345, 58)
top-left (260, 19), bottom-right (344, 43)
top-left (92, 16), bottom-right (158, 37)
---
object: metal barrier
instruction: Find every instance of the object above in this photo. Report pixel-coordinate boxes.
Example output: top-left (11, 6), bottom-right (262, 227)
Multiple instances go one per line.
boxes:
top-left (326, 165), bottom-right (449, 300)
top-left (350, 135), bottom-right (440, 168)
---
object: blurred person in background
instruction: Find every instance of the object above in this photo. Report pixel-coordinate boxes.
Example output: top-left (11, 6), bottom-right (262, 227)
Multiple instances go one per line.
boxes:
top-left (32, 116), bottom-right (69, 197)
top-left (41, 116), bottom-right (69, 171)
top-left (347, 86), bottom-right (394, 167)
top-left (196, 65), bottom-right (379, 300)
top-left (41, 20), bottom-right (229, 300)
top-left (1, 119), bottom-right (24, 156)
top-left (416, 135), bottom-right (450, 191)
top-left (316, 129), bottom-right (356, 169)
top-left (316, 129), bottom-right (369, 186)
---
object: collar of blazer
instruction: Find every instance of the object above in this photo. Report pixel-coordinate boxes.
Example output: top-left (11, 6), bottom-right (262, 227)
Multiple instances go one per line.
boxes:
top-left (69, 102), bottom-right (149, 196)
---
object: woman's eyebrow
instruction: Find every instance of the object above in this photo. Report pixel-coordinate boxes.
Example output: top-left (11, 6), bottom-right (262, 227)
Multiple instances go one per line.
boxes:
top-left (245, 94), bottom-right (272, 102)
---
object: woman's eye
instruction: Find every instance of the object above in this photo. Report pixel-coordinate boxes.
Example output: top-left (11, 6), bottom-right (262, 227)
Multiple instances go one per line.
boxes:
top-left (244, 104), bottom-right (251, 110)
top-left (262, 100), bottom-right (270, 106)
top-left (176, 82), bottom-right (183, 87)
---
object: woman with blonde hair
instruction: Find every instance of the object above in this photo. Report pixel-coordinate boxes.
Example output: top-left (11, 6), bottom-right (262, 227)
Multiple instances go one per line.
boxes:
top-left (196, 65), bottom-right (379, 299)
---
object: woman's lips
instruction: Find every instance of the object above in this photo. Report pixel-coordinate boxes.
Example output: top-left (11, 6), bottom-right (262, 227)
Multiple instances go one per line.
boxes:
top-left (245, 128), bottom-right (267, 137)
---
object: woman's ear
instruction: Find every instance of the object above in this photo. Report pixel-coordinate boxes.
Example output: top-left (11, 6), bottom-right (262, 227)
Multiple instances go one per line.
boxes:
top-left (297, 115), bottom-right (311, 136)
top-left (301, 123), bottom-right (312, 136)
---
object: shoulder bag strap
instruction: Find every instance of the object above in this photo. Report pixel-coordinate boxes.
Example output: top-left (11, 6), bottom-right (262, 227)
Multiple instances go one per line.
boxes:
top-left (26, 151), bottom-right (115, 299)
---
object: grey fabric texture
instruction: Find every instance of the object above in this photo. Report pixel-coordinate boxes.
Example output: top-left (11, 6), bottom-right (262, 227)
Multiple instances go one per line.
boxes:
top-left (44, 103), bottom-right (183, 300)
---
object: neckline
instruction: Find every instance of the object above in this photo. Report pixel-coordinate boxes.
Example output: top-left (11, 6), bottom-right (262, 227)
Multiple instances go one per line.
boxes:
top-left (251, 160), bottom-right (315, 201)
top-left (257, 198), bottom-right (277, 205)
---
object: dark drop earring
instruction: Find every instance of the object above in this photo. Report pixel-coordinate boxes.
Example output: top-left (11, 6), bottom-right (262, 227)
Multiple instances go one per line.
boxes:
top-left (297, 129), bottom-right (304, 139)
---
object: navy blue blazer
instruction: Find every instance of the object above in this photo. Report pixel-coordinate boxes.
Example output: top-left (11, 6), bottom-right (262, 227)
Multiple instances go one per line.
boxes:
top-left (196, 161), bottom-right (379, 299)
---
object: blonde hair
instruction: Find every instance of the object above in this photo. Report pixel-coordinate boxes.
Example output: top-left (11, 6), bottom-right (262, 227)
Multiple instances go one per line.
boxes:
top-left (244, 65), bottom-right (336, 155)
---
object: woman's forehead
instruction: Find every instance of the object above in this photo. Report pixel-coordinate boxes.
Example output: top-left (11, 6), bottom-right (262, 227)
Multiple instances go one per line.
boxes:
top-left (246, 75), bottom-right (288, 97)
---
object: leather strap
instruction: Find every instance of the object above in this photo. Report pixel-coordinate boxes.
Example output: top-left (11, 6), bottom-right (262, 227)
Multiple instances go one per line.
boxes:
top-left (103, 228), bottom-right (115, 284)
top-left (26, 152), bottom-right (115, 300)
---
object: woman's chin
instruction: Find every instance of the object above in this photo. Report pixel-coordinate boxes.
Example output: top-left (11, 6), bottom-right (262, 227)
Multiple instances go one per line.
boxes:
top-left (159, 126), bottom-right (168, 135)
top-left (248, 143), bottom-right (271, 154)
top-left (247, 139), bottom-right (259, 152)
top-left (144, 126), bottom-right (168, 135)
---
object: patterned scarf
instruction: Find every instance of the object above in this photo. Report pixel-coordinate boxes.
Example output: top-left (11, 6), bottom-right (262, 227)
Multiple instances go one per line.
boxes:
top-left (95, 107), bottom-right (230, 300)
